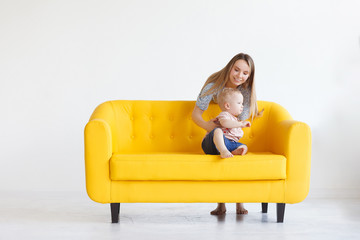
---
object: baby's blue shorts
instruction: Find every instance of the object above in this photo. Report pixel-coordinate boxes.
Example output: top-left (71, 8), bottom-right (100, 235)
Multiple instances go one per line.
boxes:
top-left (201, 128), bottom-right (245, 155)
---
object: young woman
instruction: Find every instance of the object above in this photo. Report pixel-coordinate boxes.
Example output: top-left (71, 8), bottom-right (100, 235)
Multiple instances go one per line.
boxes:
top-left (192, 53), bottom-right (263, 215)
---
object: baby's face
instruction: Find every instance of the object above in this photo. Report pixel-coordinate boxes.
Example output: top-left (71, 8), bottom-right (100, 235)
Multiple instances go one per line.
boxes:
top-left (226, 93), bottom-right (244, 116)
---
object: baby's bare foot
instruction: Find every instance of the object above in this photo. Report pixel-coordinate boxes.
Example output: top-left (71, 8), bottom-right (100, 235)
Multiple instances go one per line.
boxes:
top-left (210, 203), bottom-right (226, 215)
top-left (231, 147), bottom-right (244, 155)
top-left (220, 150), bottom-right (233, 158)
top-left (232, 146), bottom-right (247, 156)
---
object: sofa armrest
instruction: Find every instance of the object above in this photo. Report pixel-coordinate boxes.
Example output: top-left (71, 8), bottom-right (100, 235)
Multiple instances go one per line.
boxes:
top-left (84, 119), bottom-right (112, 203)
top-left (269, 120), bottom-right (312, 203)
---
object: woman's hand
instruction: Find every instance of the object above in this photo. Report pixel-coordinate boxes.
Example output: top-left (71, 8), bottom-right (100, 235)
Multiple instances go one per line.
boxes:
top-left (205, 118), bottom-right (220, 132)
top-left (192, 105), bottom-right (220, 132)
top-left (242, 121), bottom-right (251, 128)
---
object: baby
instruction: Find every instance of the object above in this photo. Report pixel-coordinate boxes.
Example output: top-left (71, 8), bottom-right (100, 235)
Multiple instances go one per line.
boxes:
top-left (201, 88), bottom-right (251, 158)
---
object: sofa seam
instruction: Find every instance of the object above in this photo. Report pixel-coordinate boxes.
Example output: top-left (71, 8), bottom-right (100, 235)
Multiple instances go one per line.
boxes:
top-left (109, 101), bottom-right (117, 203)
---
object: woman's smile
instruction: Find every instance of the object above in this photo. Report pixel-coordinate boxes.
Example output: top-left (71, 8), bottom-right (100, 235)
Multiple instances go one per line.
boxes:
top-left (226, 59), bottom-right (250, 88)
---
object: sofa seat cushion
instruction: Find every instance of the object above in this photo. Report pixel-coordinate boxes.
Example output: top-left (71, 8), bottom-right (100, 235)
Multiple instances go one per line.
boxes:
top-left (110, 152), bottom-right (286, 181)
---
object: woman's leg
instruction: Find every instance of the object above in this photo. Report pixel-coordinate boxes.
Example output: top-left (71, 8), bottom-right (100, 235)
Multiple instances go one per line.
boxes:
top-left (236, 203), bottom-right (248, 214)
top-left (210, 203), bottom-right (227, 215)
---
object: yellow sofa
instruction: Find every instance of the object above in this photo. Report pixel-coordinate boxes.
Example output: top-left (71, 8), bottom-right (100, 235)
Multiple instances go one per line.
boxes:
top-left (84, 100), bottom-right (311, 223)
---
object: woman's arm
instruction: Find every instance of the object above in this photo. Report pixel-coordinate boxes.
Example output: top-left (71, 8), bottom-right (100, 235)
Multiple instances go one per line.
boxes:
top-left (192, 105), bottom-right (218, 132)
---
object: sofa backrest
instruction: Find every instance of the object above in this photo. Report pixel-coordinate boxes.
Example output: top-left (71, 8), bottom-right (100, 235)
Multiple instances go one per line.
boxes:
top-left (89, 100), bottom-right (292, 153)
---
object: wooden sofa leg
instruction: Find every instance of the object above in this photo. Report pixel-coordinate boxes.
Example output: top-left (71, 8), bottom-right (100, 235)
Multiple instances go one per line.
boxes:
top-left (261, 203), bottom-right (268, 213)
top-left (277, 203), bottom-right (285, 223)
top-left (111, 203), bottom-right (120, 223)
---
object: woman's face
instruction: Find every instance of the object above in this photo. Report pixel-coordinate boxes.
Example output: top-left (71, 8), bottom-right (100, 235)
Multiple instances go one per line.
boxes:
top-left (226, 59), bottom-right (251, 88)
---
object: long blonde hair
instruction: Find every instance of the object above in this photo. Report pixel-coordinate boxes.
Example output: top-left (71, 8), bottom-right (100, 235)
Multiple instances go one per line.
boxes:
top-left (200, 53), bottom-right (262, 121)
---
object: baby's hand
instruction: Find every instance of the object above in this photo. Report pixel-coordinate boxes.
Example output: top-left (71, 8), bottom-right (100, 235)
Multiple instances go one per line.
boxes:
top-left (242, 121), bottom-right (251, 128)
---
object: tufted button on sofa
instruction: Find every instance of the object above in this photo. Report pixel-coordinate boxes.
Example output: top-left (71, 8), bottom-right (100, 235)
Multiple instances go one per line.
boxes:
top-left (84, 100), bottom-right (311, 223)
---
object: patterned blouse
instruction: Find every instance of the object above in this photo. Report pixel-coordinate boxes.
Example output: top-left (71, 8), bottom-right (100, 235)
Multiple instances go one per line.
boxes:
top-left (196, 82), bottom-right (251, 121)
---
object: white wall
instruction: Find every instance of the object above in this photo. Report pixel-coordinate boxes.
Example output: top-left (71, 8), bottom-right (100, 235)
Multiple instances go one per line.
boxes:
top-left (1, 0), bottom-right (359, 197)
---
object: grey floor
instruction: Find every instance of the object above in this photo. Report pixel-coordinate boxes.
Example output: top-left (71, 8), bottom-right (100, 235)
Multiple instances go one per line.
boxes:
top-left (0, 191), bottom-right (359, 240)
